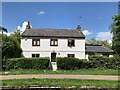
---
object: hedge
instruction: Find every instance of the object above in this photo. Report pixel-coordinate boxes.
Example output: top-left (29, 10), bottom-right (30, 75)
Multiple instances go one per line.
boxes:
top-left (57, 57), bottom-right (80, 70)
top-left (3, 55), bottom-right (119, 70)
top-left (57, 56), bottom-right (119, 70)
top-left (5, 57), bottom-right (49, 70)
top-left (88, 55), bottom-right (119, 69)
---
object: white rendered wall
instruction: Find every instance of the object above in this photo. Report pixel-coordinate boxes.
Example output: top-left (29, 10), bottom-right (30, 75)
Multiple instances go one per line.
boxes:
top-left (109, 55), bottom-right (113, 57)
top-left (21, 37), bottom-right (85, 59)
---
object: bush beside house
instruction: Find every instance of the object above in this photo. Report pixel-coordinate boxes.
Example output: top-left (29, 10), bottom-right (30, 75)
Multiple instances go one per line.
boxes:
top-left (57, 57), bottom-right (80, 70)
top-left (88, 55), bottom-right (118, 69)
top-left (57, 56), bottom-right (118, 70)
top-left (3, 55), bottom-right (118, 70)
top-left (4, 57), bottom-right (49, 70)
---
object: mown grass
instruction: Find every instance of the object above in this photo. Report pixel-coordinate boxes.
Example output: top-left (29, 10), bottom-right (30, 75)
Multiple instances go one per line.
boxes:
top-left (2, 78), bottom-right (118, 88)
top-left (2, 69), bottom-right (118, 75)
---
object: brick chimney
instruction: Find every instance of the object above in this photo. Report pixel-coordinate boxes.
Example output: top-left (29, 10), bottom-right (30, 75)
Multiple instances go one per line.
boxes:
top-left (26, 21), bottom-right (31, 29)
top-left (76, 25), bottom-right (81, 31)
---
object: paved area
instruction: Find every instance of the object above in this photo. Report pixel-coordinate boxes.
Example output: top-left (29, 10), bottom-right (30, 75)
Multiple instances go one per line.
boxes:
top-left (0, 74), bottom-right (119, 80)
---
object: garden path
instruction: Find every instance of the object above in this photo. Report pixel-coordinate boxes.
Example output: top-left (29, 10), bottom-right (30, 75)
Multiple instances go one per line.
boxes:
top-left (0, 74), bottom-right (119, 80)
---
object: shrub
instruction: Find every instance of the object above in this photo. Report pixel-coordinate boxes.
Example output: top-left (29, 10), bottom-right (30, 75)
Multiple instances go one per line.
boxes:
top-left (5, 57), bottom-right (49, 70)
top-left (77, 59), bottom-right (91, 69)
top-left (88, 55), bottom-right (118, 69)
top-left (57, 57), bottom-right (80, 70)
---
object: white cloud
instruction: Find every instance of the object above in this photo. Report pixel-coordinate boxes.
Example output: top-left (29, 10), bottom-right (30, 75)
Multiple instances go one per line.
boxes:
top-left (82, 30), bottom-right (92, 36)
top-left (17, 26), bottom-right (21, 30)
top-left (20, 21), bottom-right (28, 33)
top-left (17, 21), bottom-right (32, 34)
top-left (96, 32), bottom-right (112, 40)
top-left (0, 31), bottom-right (11, 36)
top-left (95, 31), bottom-right (112, 44)
top-left (108, 39), bottom-right (112, 44)
top-left (37, 11), bottom-right (45, 15)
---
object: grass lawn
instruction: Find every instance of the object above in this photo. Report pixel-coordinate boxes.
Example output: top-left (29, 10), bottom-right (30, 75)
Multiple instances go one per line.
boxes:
top-left (2, 78), bottom-right (118, 88)
top-left (1, 69), bottom-right (118, 75)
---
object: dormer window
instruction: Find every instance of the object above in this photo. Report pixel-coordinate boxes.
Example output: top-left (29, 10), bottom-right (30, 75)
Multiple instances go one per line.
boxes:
top-left (50, 39), bottom-right (58, 46)
top-left (32, 39), bottom-right (40, 46)
top-left (68, 39), bottom-right (75, 47)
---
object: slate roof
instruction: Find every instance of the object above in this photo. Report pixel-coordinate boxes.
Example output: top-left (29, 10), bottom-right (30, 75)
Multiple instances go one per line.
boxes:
top-left (21, 28), bottom-right (85, 38)
top-left (85, 45), bottom-right (114, 53)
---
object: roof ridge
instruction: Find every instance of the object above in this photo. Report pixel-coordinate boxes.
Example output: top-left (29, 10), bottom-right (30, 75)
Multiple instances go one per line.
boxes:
top-left (101, 46), bottom-right (113, 51)
top-left (22, 28), bottom-right (85, 38)
top-left (28, 28), bottom-right (76, 31)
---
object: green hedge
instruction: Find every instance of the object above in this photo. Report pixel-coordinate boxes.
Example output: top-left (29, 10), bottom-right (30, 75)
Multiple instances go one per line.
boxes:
top-left (88, 55), bottom-right (119, 69)
top-left (4, 55), bottom-right (119, 70)
top-left (77, 59), bottom-right (92, 69)
top-left (57, 56), bottom-right (119, 70)
top-left (5, 57), bottom-right (49, 70)
top-left (57, 57), bottom-right (80, 70)
top-left (57, 58), bottom-right (92, 70)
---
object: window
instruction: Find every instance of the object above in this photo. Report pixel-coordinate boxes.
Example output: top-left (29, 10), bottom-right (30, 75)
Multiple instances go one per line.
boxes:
top-left (32, 54), bottom-right (40, 58)
top-left (32, 39), bottom-right (40, 46)
top-left (67, 54), bottom-right (75, 58)
top-left (50, 39), bottom-right (58, 46)
top-left (102, 53), bottom-right (109, 57)
top-left (68, 39), bottom-right (75, 47)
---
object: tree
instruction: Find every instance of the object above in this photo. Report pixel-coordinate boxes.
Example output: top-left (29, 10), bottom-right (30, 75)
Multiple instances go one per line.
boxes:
top-left (0, 26), bottom-right (7, 48)
top-left (2, 34), bottom-right (22, 59)
top-left (11, 29), bottom-right (21, 43)
top-left (110, 14), bottom-right (120, 55)
top-left (86, 38), bottom-right (112, 49)
top-left (0, 26), bottom-right (8, 71)
top-left (0, 26), bottom-right (7, 33)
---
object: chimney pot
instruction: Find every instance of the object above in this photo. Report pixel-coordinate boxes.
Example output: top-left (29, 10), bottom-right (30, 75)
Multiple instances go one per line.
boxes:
top-left (76, 25), bottom-right (81, 31)
top-left (26, 21), bottom-right (31, 29)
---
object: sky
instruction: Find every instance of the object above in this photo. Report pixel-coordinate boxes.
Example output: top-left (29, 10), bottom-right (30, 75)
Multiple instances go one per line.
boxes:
top-left (2, 2), bottom-right (118, 41)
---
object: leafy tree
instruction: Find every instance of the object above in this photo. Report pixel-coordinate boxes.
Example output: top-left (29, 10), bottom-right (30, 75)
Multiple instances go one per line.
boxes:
top-left (2, 34), bottom-right (22, 59)
top-left (110, 14), bottom-right (120, 55)
top-left (0, 27), bottom-right (7, 71)
top-left (0, 26), bottom-right (7, 33)
top-left (11, 29), bottom-right (21, 43)
top-left (0, 26), bottom-right (7, 49)
top-left (86, 38), bottom-right (112, 49)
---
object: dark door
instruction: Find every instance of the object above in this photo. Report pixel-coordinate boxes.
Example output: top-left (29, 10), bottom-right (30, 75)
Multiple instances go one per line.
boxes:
top-left (51, 52), bottom-right (56, 62)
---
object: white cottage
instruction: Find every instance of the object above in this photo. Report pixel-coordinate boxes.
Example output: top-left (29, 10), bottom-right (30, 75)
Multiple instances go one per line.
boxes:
top-left (85, 44), bottom-right (114, 59)
top-left (21, 23), bottom-right (85, 60)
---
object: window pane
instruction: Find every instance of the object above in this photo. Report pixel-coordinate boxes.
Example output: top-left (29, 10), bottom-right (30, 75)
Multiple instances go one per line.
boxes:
top-left (32, 54), bottom-right (40, 58)
top-left (68, 40), bottom-right (70, 46)
top-left (68, 39), bottom-right (75, 47)
top-left (72, 40), bottom-right (75, 46)
top-left (32, 54), bottom-right (35, 57)
top-left (36, 54), bottom-right (39, 57)
top-left (37, 40), bottom-right (40, 45)
top-left (32, 39), bottom-right (40, 46)
top-left (68, 54), bottom-right (75, 58)
top-left (50, 39), bottom-right (58, 46)
top-left (51, 41), bottom-right (54, 45)
top-left (55, 41), bottom-right (57, 45)
top-left (34, 41), bottom-right (36, 45)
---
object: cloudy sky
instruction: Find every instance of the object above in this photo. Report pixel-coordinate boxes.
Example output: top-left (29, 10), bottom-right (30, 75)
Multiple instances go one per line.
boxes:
top-left (2, 2), bottom-right (118, 41)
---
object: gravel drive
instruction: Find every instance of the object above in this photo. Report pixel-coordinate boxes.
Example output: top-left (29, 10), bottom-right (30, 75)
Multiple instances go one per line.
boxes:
top-left (0, 74), bottom-right (119, 80)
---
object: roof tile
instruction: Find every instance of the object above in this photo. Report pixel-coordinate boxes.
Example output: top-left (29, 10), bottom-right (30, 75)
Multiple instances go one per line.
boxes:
top-left (21, 28), bottom-right (85, 38)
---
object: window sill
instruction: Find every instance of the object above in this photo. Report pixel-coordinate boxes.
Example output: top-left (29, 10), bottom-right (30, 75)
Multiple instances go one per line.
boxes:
top-left (32, 45), bottom-right (40, 46)
top-left (50, 45), bottom-right (58, 46)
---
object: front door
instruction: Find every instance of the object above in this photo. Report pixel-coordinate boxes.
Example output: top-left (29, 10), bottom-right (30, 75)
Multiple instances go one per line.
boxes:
top-left (51, 52), bottom-right (56, 62)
